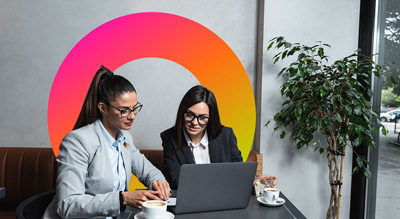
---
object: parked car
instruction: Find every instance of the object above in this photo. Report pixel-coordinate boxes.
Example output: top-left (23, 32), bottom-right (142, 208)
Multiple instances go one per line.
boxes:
top-left (391, 113), bottom-right (400, 123)
top-left (380, 109), bottom-right (400, 122)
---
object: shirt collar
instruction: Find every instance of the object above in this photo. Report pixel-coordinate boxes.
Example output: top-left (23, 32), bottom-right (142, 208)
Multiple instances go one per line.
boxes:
top-left (98, 120), bottom-right (126, 148)
top-left (183, 129), bottom-right (209, 148)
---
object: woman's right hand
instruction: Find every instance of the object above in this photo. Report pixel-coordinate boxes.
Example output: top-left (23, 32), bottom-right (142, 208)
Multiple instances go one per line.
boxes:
top-left (122, 190), bottom-right (161, 209)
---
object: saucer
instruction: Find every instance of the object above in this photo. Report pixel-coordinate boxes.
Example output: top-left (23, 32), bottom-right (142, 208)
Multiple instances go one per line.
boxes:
top-left (134, 211), bottom-right (175, 219)
top-left (257, 197), bottom-right (285, 207)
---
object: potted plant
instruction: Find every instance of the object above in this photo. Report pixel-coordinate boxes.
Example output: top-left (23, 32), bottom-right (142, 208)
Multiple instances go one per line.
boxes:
top-left (265, 37), bottom-right (395, 219)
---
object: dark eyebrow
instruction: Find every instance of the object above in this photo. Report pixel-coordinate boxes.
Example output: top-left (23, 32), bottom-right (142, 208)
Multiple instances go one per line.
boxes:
top-left (119, 102), bottom-right (139, 110)
top-left (187, 110), bottom-right (209, 117)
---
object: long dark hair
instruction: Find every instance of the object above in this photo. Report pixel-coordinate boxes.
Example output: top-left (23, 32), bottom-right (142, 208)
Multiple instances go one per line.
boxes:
top-left (73, 66), bottom-right (136, 130)
top-left (175, 85), bottom-right (223, 149)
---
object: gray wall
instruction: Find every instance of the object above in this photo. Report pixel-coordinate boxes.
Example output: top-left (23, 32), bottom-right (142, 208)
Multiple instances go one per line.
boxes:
top-left (261, 0), bottom-right (360, 218)
top-left (0, 0), bottom-right (361, 218)
top-left (0, 0), bottom-right (258, 148)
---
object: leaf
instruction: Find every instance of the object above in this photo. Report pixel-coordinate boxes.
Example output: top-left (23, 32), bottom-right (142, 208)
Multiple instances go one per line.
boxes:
top-left (335, 114), bottom-right (343, 123)
top-left (298, 108), bottom-right (303, 116)
top-left (353, 137), bottom-right (361, 147)
top-left (289, 68), bottom-right (298, 77)
top-left (265, 120), bottom-right (271, 127)
top-left (373, 70), bottom-right (380, 77)
top-left (288, 48), bottom-right (296, 56)
top-left (300, 70), bottom-right (305, 77)
top-left (364, 168), bottom-right (372, 178)
top-left (356, 156), bottom-right (363, 167)
top-left (282, 50), bottom-right (288, 59)
top-left (318, 48), bottom-right (324, 57)
top-left (352, 166), bottom-right (360, 174)
top-left (320, 89), bottom-right (327, 97)
top-left (319, 147), bottom-right (324, 154)
top-left (295, 108), bottom-right (302, 121)
top-left (322, 117), bottom-right (333, 127)
top-left (280, 131), bottom-right (286, 139)
top-left (354, 106), bottom-right (362, 115)
top-left (345, 105), bottom-right (352, 114)
top-left (381, 126), bottom-right (388, 135)
top-left (338, 62), bottom-right (346, 69)
top-left (267, 41), bottom-right (274, 51)
top-left (367, 89), bottom-right (374, 98)
top-left (390, 76), bottom-right (397, 85)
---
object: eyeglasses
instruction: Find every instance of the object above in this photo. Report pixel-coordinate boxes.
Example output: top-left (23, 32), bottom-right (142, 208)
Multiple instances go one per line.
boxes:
top-left (184, 111), bottom-right (209, 125)
top-left (108, 102), bottom-right (143, 118)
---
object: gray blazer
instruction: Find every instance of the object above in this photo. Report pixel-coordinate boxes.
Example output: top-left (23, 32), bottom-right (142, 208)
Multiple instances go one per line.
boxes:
top-left (43, 120), bottom-right (165, 219)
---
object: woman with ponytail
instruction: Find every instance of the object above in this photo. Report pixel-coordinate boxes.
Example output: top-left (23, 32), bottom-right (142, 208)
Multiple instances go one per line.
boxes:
top-left (43, 66), bottom-right (170, 219)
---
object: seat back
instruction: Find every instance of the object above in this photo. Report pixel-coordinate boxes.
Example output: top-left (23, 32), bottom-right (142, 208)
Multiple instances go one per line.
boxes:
top-left (16, 190), bottom-right (55, 219)
top-left (246, 150), bottom-right (263, 177)
top-left (139, 149), bottom-right (164, 175)
top-left (0, 147), bottom-right (57, 208)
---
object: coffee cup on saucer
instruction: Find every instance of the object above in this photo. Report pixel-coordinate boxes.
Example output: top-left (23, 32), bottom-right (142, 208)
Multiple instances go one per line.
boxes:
top-left (142, 200), bottom-right (167, 219)
top-left (263, 188), bottom-right (280, 203)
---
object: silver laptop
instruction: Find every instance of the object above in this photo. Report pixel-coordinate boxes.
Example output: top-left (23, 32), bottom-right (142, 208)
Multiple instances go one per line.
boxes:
top-left (171, 162), bottom-right (257, 214)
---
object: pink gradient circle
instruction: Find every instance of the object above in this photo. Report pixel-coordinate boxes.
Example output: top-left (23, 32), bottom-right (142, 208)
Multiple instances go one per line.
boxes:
top-left (48, 12), bottom-right (255, 159)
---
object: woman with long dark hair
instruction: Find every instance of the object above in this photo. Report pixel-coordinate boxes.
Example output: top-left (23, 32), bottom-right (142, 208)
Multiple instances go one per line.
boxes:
top-left (161, 85), bottom-right (277, 189)
top-left (161, 85), bottom-right (243, 189)
top-left (43, 66), bottom-right (170, 218)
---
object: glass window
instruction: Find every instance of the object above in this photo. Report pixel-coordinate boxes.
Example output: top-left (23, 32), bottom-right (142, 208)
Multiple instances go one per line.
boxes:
top-left (375, 0), bottom-right (400, 218)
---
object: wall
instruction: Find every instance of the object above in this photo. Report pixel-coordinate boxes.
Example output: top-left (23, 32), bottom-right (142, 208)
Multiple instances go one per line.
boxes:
top-left (0, 0), bottom-right (258, 149)
top-left (261, 0), bottom-right (360, 218)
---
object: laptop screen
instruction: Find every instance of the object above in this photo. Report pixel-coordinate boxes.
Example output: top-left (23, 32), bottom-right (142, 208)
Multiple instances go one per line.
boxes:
top-left (172, 162), bottom-right (257, 214)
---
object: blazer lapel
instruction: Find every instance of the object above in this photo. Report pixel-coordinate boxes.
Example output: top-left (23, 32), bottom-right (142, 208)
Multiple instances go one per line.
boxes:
top-left (180, 142), bottom-right (195, 164)
top-left (93, 120), bottom-right (115, 190)
top-left (120, 144), bottom-right (131, 190)
top-left (208, 137), bottom-right (220, 163)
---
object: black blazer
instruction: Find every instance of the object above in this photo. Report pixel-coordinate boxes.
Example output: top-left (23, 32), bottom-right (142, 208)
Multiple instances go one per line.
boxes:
top-left (160, 126), bottom-right (243, 189)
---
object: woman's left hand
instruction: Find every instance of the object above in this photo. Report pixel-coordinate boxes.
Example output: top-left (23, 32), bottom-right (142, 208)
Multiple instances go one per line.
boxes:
top-left (254, 175), bottom-right (278, 187)
top-left (152, 180), bottom-right (170, 201)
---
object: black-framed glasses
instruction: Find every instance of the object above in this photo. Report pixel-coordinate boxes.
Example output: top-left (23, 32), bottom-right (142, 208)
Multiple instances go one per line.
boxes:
top-left (108, 102), bottom-right (143, 118)
top-left (184, 111), bottom-right (209, 125)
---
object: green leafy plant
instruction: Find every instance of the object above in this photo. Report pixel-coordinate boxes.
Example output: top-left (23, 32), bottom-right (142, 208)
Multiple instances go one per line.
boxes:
top-left (266, 36), bottom-right (396, 219)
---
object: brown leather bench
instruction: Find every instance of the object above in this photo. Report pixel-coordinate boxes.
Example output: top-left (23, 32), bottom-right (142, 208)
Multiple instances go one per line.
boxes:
top-left (0, 147), bottom-right (57, 219)
top-left (1, 147), bottom-right (262, 218)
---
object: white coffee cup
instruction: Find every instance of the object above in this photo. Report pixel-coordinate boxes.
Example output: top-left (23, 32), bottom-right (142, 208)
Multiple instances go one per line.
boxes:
top-left (142, 200), bottom-right (167, 219)
top-left (263, 188), bottom-right (280, 203)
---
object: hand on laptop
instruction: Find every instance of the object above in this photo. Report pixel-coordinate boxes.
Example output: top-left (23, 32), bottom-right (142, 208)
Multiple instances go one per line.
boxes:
top-left (122, 190), bottom-right (161, 209)
top-left (152, 179), bottom-right (171, 201)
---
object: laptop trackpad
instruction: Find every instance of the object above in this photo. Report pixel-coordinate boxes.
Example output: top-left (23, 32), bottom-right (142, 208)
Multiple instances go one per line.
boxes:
top-left (167, 198), bottom-right (177, 206)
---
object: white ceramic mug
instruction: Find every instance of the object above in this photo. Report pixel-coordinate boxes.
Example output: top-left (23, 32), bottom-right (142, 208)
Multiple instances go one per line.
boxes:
top-left (263, 188), bottom-right (280, 203)
top-left (142, 200), bottom-right (167, 219)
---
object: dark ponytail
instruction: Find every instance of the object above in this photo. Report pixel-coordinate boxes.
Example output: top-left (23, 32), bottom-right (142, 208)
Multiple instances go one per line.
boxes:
top-left (73, 66), bottom-right (136, 130)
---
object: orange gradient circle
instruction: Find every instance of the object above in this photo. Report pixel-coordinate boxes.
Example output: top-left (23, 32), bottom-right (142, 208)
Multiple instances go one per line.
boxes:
top-left (48, 12), bottom-right (255, 160)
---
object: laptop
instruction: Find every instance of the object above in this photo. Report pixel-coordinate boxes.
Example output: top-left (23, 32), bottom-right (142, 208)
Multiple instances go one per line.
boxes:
top-left (169, 162), bottom-right (257, 214)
